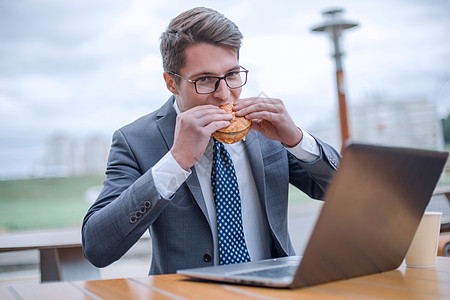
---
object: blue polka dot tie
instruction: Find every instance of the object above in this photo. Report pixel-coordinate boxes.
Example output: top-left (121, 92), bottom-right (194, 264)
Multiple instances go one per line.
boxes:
top-left (211, 139), bottom-right (251, 265)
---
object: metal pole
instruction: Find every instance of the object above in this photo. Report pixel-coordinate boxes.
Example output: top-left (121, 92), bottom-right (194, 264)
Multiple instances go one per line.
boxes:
top-left (311, 8), bottom-right (358, 153)
top-left (336, 70), bottom-right (350, 151)
top-left (331, 26), bottom-right (350, 152)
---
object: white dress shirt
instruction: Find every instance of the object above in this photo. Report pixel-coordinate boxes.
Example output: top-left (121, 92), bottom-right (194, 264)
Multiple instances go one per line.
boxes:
top-left (152, 101), bottom-right (320, 264)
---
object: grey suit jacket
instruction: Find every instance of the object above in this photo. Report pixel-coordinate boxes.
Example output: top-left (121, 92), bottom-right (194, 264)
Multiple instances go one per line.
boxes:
top-left (82, 96), bottom-right (341, 275)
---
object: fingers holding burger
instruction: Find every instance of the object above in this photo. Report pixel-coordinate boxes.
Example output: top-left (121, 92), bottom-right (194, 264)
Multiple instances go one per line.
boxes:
top-left (212, 102), bottom-right (251, 144)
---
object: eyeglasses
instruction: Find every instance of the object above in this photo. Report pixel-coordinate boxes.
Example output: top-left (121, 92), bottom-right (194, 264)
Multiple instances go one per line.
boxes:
top-left (168, 66), bottom-right (248, 94)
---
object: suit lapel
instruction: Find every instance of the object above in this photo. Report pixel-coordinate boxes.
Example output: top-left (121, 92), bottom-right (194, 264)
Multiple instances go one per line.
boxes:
top-left (156, 97), bottom-right (176, 150)
top-left (156, 97), bottom-right (210, 225)
top-left (185, 170), bottom-right (210, 226)
top-left (243, 130), bottom-right (267, 214)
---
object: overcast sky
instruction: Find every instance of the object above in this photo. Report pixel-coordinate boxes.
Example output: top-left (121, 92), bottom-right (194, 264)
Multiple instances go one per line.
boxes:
top-left (1, 0), bottom-right (449, 179)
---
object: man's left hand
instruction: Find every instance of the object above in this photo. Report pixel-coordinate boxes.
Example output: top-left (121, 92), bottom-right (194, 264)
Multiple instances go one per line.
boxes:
top-left (234, 97), bottom-right (303, 147)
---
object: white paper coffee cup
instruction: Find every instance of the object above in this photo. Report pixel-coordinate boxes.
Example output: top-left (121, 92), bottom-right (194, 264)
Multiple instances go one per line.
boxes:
top-left (405, 212), bottom-right (442, 268)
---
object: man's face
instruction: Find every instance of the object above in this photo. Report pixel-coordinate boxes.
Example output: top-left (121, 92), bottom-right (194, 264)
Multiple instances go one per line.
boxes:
top-left (171, 43), bottom-right (242, 112)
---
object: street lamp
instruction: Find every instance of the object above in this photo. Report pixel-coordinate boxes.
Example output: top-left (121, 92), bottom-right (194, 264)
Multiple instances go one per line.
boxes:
top-left (311, 8), bottom-right (359, 152)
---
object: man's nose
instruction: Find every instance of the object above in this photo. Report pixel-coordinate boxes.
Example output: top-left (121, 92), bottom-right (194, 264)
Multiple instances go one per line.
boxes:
top-left (212, 78), bottom-right (231, 101)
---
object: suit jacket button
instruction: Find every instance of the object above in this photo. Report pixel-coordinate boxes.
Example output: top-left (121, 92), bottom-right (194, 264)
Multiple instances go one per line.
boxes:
top-left (144, 201), bottom-right (151, 209)
top-left (203, 253), bottom-right (212, 262)
top-left (130, 216), bottom-right (137, 224)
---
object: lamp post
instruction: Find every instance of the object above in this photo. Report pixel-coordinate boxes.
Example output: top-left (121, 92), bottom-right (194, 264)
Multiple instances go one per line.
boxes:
top-left (311, 8), bottom-right (359, 152)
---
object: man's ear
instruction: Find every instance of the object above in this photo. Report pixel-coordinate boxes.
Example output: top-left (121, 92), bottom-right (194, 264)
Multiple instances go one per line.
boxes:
top-left (163, 72), bottom-right (179, 95)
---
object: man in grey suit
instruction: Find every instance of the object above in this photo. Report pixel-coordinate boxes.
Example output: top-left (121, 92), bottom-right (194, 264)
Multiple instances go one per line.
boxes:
top-left (82, 7), bottom-right (341, 275)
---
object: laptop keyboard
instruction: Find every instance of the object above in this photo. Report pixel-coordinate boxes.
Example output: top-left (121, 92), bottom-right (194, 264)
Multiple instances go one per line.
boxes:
top-left (234, 265), bottom-right (298, 279)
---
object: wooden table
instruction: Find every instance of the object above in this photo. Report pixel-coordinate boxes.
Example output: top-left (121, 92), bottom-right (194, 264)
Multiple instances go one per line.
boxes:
top-left (0, 227), bottom-right (99, 282)
top-left (2, 257), bottom-right (449, 299)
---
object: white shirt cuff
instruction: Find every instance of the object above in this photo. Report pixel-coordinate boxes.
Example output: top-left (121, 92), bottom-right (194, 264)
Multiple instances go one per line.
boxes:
top-left (152, 151), bottom-right (192, 199)
top-left (285, 130), bottom-right (320, 162)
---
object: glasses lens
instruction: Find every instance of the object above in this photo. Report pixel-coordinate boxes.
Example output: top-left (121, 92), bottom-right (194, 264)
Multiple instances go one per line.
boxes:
top-left (196, 77), bottom-right (217, 94)
top-left (225, 71), bottom-right (245, 89)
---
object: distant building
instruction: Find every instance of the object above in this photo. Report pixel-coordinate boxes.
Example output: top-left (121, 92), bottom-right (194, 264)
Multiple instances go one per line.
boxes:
top-left (35, 134), bottom-right (75, 177)
top-left (82, 136), bottom-right (109, 175)
top-left (349, 97), bottom-right (444, 149)
top-left (33, 133), bottom-right (109, 178)
top-left (308, 96), bottom-right (445, 150)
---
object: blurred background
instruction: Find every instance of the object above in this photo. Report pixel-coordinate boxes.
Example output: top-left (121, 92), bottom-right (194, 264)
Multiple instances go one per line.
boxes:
top-left (1, 0), bottom-right (449, 283)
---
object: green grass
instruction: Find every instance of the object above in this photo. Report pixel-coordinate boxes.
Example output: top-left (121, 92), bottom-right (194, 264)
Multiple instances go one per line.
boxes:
top-left (0, 175), bottom-right (311, 232)
top-left (288, 184), bottom-right (316, 204)
top-left (0, 175), bottom-right (105, 232)
top-left (1, 155), bottom-right (448, 233)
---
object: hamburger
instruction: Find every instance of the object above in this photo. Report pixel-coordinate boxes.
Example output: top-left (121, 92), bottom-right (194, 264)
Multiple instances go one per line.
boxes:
top-left (212, 102), bottom-right (251, 144)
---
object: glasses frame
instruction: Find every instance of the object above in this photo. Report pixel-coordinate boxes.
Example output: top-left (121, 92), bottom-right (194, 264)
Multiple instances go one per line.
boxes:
top-left (168, 66), bottom-right (248, 95)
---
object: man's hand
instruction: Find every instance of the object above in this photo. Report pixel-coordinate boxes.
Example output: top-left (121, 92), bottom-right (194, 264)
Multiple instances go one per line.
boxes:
top-left (234, 97), bottom-right (303, 147)
top-left (170, 105), bottom-right (232, 171)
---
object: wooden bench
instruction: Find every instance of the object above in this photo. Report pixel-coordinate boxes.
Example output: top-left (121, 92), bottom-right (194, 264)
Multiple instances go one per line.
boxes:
top-left (433, 185), bottom-right (450, 201)
top-left (438, 232), bottom-right (450, 257)
top-left (0, 227), bottom-right (100, 282)
top-left (433, 185), bottom-right (450, 257)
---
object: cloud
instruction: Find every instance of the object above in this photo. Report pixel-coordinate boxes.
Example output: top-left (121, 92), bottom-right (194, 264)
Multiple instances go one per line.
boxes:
top-left (1, 0), bottom-right (450, 178)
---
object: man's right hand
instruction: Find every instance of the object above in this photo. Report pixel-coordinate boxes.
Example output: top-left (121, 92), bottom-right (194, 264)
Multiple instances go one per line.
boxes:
top-left (170, 105), bottom-right (232, 171)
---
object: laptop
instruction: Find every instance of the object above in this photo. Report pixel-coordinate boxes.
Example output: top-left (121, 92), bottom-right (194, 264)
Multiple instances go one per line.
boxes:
top-left (177, 143), bottom-right (449, 288)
